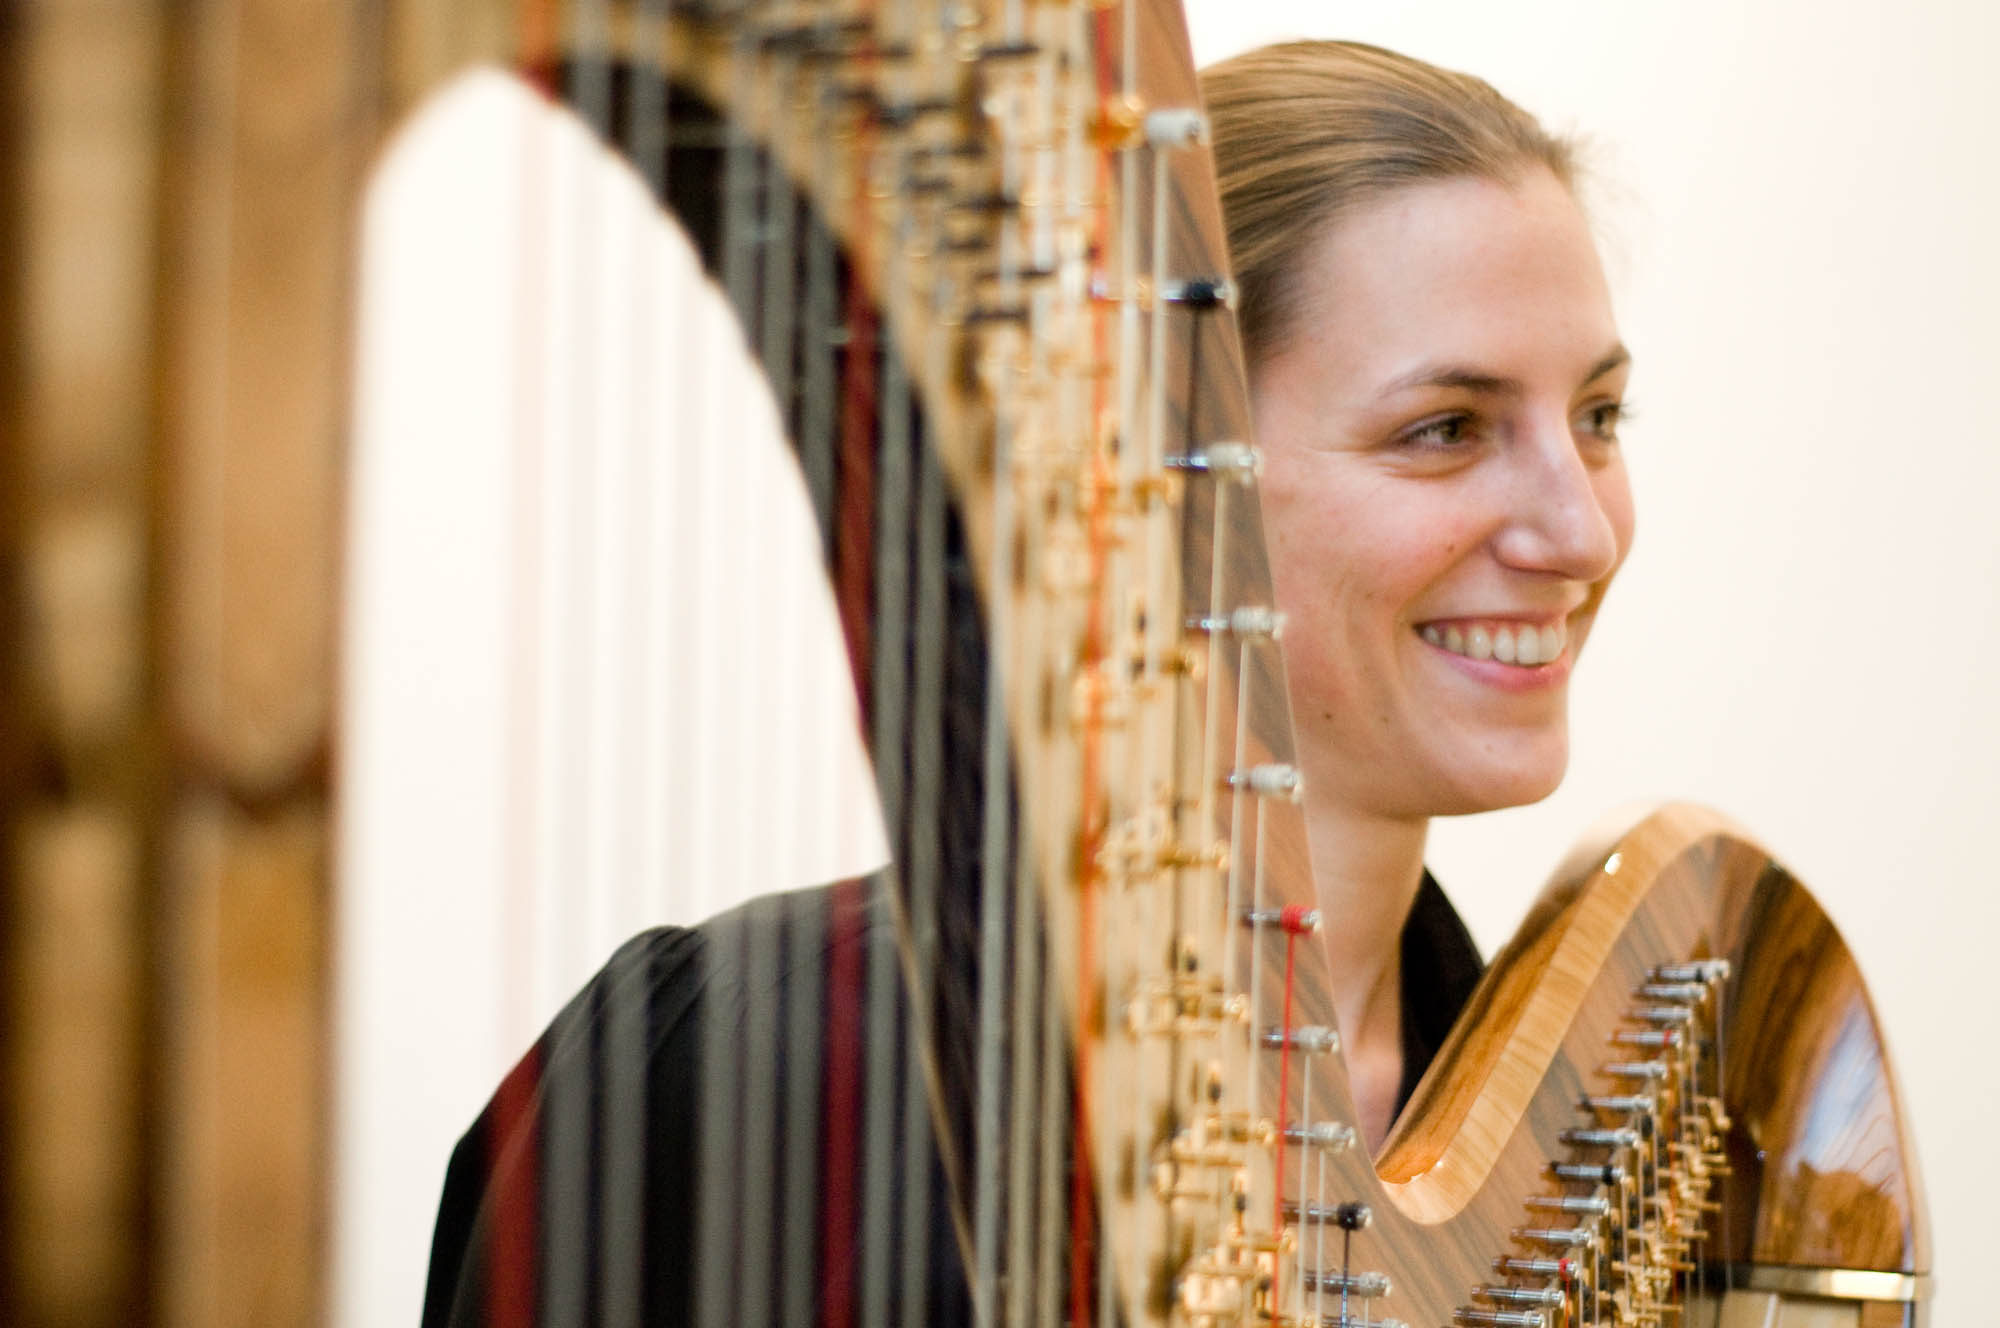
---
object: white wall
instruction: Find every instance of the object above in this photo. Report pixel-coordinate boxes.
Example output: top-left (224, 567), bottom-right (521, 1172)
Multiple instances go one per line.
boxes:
top-left (334, 74), bottom-right (887, 1328)
top-left (1188, 1), bottom-right (1992, 1318)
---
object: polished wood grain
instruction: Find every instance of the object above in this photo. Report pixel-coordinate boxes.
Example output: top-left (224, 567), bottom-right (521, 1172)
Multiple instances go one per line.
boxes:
top-left (1381, 801), bottom-right (1928, 1276)
top-left (1369, 805), bottom-right (1930, 1312)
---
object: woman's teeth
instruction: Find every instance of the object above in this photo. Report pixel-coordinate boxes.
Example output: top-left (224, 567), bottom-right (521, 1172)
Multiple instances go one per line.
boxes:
top-left (1421, 621), bottom-right (1565, 667)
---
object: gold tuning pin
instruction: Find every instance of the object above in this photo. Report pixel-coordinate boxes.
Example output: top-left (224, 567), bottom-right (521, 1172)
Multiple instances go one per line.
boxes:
top-left (1089, 93), bottom-right (1145, 150)
top-left (1156, 839), bottom-right (1228, 873)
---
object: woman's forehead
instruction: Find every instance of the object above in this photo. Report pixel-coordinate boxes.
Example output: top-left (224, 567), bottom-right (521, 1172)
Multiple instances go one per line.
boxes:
top-left (1288, 171), bottom-right (1621, 391)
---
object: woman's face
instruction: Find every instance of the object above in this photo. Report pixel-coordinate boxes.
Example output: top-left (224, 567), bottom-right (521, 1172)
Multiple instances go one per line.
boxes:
top-left (1252, 167), bottom-right (1634, 822)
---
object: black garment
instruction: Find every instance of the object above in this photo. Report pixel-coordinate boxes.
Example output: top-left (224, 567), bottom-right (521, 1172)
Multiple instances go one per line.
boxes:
top-left (1398, 870), bottom-right (1487, 1111)
top-left (423, 875), bottom-right (1482, 1326)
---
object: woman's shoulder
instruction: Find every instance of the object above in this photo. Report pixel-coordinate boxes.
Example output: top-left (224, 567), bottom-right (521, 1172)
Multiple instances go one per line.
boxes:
top-left (422, 879), bottom-right (894, 1327)
top-left (523, 880), bottom-right (881, 1082)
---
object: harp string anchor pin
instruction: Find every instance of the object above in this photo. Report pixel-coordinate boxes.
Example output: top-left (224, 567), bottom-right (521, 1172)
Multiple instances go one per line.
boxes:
top-left (1280, 1199), bottom-right (1372, 1230)
top-left (1475, 1284), bottom-right (1565, 1308)
top-left (1259, 1024), bottom-right (1338, 1054)
top-left (1165, 441), bottom-right (1261, 483)
top-left (1283, 1120), bottom-right (1356, 1152)
top-left (1654, 959), bottom-right (1730, 984)
top-left (1143, 107), bottom-right (1208, 148)
top-left (1190, 605), bottom-right (1285, 639)
top-left (1559, 1127), bottom-right (1639, 1150)
top-left (1452, 1308), bottom-right (1547, 1328)
top-left (1523, 1194), bottom-right (1612, 1217)
top-left (1600, 1060), bottom-right (1670, 1081)
top-left (1240, 905), bottom-right (1319, 934)
top-left (1299, 1267), bottom-right (1391, 1298)
top-left (1227, 763), bottom-right (1301, 801)
top-left (1547, 1162), bottom-right (1625, 1186)
top-left (1161, 276), bottom-right (1236, 309)
top-left (1493, 1255), bottom-right (1581, 1280)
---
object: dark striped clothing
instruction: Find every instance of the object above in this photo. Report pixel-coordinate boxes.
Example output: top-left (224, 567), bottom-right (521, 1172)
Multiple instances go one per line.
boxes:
top-left (422, 873), bottom-right (1480, 1326)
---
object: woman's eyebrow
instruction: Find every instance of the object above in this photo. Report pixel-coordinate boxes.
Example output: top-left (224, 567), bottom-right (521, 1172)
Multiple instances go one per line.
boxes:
top-left (1381, 364), bottom-right (1518, 397)
top-left (1582, 344), bottom-right (1632, 385)
top-left (1380, 343), bottom-right (1631, 400)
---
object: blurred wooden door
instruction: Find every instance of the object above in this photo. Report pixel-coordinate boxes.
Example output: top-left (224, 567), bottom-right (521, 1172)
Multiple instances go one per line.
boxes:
top-left (2, 2), bottom-right (374, 1323)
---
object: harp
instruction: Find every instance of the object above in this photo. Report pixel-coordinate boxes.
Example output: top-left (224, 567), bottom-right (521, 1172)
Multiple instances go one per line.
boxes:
top-left (0, 1), bottom-right (1930, 1326)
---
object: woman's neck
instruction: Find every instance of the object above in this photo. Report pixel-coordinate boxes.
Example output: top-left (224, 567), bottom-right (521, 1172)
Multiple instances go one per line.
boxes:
top-left (1302, 801), bottom-right (1430, 1149)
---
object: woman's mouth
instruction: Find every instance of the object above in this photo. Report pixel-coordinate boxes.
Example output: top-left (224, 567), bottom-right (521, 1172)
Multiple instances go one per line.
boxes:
top-left (1418, 618), bottom-right (1568, 668)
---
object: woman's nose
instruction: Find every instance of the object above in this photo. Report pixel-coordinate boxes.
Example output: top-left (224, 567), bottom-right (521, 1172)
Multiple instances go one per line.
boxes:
top-left (1491, 423), bottom-right (1627, 582)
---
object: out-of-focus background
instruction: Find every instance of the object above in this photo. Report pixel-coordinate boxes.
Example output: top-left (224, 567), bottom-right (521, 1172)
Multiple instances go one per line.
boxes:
top-left (2, 2), bottom-right (1989, 1326)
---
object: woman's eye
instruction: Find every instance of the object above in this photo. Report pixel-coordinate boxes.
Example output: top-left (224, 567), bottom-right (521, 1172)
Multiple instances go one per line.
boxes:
top-left (1401, 414), bottom-right (1473, 450)
top-left (1577, 401), bottom-right (1628, 441)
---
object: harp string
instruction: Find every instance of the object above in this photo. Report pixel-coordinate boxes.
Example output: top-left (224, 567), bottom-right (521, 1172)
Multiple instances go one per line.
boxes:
top-left (494, 8), bottom-right (559, 1324)
top-left (970, 254), bottom-right (1014, 1328)
top-left (897, 205), bottom-right (952, 1326)
top-left (691, 14), bottom-right (756, 1319)
top-left (769, 32), bottom-right (831, 1328)
top-left (600, 43), bottom-right (654, 1328)
top-left (970, 11), bottom-right (1027, 1315)
top-left (605, 14), bottom-right (680, 1327)
top-left (730, 41), bottom-right (784, 1317)
top-left (549, 8), bottom-right (625, 1326)
top-left (863, 116), bottom-right (916, 1328)
top-left (516, 26), bottom-right (609, 1328)
top-left (1028, 15), bottom-right (1085, 1319)
top-left (1002, 42), bottom-right (1059, 1325)
top-left (1088, 13), bottom-right (1136, 1328)
top-left (738, 13), bottom-right (800, 1323)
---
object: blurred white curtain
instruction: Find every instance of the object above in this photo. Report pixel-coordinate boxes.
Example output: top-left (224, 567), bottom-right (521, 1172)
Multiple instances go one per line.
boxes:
top-left (333, 70), bottom-right (887, 1328)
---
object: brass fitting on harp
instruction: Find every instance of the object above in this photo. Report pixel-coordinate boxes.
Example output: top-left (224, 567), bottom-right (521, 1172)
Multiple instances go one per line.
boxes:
top-left (1151, 642), bottom-right (1206, 683)
top-left (1078, 465), bottom-right (1183, 515)
top-left (1069, 663), bottom-right (1132, 730)
top-left (1155, 839), bottom-right (1228, 873)
top-left (1090, 93), bottom-right (1146, 150)
top-left (1123, 979), bottom-right (1248, 1040)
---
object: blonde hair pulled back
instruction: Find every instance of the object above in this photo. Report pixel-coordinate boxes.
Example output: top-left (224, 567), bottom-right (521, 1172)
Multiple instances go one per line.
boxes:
top-left (1199, 41), bottom-right (1578, 367)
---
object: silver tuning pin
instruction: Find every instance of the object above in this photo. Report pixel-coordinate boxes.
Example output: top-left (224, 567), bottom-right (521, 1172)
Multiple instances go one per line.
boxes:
top-left (1190, 604), bottom-right (1284, 639)
top-left (1226, 763), bottom-right (1301, 800)
top-left (1143, 107), bottom-right (1208, 147)
top-left (1165, 441), bottom-right (1260, 482)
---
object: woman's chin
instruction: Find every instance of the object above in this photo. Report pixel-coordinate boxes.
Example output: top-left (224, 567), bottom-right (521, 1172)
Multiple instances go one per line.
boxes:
top-left (1428, 741), bottom-right (1570, 816)
top-left (1304, 724), bottom-right (1571, 821)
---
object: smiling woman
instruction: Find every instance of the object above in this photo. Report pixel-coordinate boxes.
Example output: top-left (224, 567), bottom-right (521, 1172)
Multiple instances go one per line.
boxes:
top-left (1203, 41), bottom-right (1635, 1146)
